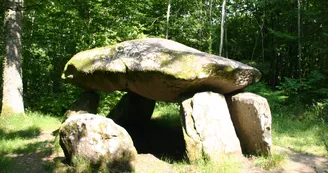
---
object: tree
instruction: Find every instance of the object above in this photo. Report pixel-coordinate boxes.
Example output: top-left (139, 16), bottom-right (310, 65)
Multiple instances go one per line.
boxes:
top-left (166, 0), bottom-right (171, 39)
top-left (208, 0), bottom-right (213, 53)
top-left (1, 0), bottom-right (25, 116)
top-left (297, 0), bottom-right (301, 78)
top-left (219, 0), bottom-right (227, 56)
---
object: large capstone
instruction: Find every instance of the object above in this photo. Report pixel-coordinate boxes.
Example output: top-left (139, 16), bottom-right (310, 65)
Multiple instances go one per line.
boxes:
top-left (226, 92), bottom-right (272, 156)
top-left (180, 92), bottom-right (242, 162)
top-left (59, 114), bottom-right (137, 172)
top-left (62, 38), bottom-right (261, 102)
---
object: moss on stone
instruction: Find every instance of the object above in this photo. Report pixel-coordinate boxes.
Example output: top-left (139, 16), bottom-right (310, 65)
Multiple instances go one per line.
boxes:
top-left (98, 121), bottom-right (108, 132)
top-left (62, 46), bottom-right (117, 78)
top-left (61, 120), bottom-right (88, 140)
top-left (158, 51), bottom-right (208, 80)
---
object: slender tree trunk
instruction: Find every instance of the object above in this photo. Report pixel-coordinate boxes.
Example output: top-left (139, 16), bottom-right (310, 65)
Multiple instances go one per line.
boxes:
top-left (219, 0), bottom-right (226, 56)
top-left (1, 0), bottom-right (25, 116)
top-left (165, 0), bottom-right (171, 39)
top-left (224, 23), bottom-right (228, 58)
top-left (297, 0), bottom-right (302, 78)
top-left (208, 0), bottom-right (213, 53)
top-left (261, 0), bottom-right (266, 62)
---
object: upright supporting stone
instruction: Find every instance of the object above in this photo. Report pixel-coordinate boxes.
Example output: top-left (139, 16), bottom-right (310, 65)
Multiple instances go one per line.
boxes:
top-left (107, 92), bottom-right (155, 127)
top-left (64, 91), bottom-right (100, 118)
top-left (226, 92), bottom-right (272, 156)
top-left (180, 92), bottom-right (242, 162)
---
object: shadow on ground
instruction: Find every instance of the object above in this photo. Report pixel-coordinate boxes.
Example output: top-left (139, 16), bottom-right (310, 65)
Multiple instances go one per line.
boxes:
top-left (124, 118), bottom-right (186, 162)
top-left (0, 128), bottom-right (61, 173)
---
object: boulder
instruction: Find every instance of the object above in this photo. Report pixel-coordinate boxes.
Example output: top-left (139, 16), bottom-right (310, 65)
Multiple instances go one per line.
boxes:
top-left (226, 92), bottom-right (272, 156)
top-left (107, 92), bottom-right (155, 127)
top-left (59, 114), bottom-right (137, 172)
top-left (62, 38), bottom-right (261, 102)
top-left (180, 92), bottom-right (242, 162)
top-left (64, 91), bottom-right (100, 118)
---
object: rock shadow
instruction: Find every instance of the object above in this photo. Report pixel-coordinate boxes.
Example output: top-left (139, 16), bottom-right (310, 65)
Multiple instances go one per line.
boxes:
top-left (124, 119), bottom-right (186, 162)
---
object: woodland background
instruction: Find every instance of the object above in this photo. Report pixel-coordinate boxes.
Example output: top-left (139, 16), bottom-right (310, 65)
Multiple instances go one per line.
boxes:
top-left (0, 0), bottom-right (328, 122)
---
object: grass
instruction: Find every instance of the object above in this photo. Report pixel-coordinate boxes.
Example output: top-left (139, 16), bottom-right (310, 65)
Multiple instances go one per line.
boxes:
top-left (152, 101), bottom-right (180, 127)
top-left (0, 111), bottom-right (61, 173)
top-left (272, 114), bottom-right (328, 156)
top-left (171, 156), bottom-right (243, 173)
top-left (252, 148), bottom-right (287, 170)
top-left (0, 99), bottom-right (327, 172)
top-left (152, 101), bottom-right (328, 172)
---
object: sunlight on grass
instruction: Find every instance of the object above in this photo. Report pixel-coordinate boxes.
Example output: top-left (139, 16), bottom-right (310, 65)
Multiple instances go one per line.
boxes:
top-left (272, 115), bottom-right (328, 156)
top-left (252, 147), bottom-right (287, 171)
top-left (152, 102), bottom-right (181, 127)
top-left (253, 154), bottom-right (286, 171)
top-left (0, 111), bottom-right (62, 172)
top-left (0, 111), bottom-right (61, 131)
top-left (170, 156), bottom-right (242, 173)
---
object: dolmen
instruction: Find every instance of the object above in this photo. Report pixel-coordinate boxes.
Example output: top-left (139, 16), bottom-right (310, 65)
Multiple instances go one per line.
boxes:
top-left (59, 38), bottom-right (272, 171)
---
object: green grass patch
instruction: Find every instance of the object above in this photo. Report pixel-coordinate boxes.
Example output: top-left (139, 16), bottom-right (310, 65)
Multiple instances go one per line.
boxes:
top-left (252, 153), bottom-right (286, 170)
top-left (0, 111), bottom-right (61, 172)
top-left (272, 115), bottom-right (328, 156)
top-left (170, 156), bottom-right (242, 173)
top-left (152, 102), bottom-right (180, 127)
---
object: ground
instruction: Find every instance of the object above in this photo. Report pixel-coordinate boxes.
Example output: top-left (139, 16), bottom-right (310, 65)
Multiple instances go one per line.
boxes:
top-left (4, 130), bottom-right (328, 173)
top-left (272, 146), bottom-right (328, 173)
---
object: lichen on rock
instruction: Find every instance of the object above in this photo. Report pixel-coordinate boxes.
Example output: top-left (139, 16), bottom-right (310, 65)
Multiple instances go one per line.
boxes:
top-left (62, 38), bottom-right (261, 101)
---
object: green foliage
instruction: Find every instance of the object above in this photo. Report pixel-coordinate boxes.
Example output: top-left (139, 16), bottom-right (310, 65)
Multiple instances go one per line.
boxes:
top-left (152, 102), bottom-right (180, 127)
top-left (277, 71), bottom-right (325, 97)
top-left (302, 99), bottom-right (328, 123)
top-left (275, 71), bottom-right (328, 121)
top-left (98, 91), bottom-right (125, 116)
top-left (245, 82), bottom-right (287, 112)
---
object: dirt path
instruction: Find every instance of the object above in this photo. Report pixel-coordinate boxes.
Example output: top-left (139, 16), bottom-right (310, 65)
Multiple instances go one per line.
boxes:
top-left (272, 147), bottom-right (328, 173)
top-left (6, 130), bottom-right (328, 173)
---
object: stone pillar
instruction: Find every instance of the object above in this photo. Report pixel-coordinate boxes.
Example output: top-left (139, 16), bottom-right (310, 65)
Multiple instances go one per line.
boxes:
top-left (107, 92), bottom-right (155, 127)
top-left (226, 92), bottom-right (272, 156)
top-left (64, 91), bottom-right (100, 118)
top-left (180, 91), bottom-right (242, 162)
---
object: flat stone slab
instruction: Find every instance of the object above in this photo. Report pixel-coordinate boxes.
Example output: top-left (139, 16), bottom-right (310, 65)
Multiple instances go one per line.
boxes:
top-left (62, 38), bottom-right (261, 101)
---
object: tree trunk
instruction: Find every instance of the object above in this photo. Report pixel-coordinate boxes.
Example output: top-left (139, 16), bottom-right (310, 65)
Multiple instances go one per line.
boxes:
top-left (1, 0), bottom-right (25, 116)
top-left (261, 0), bottom-right (266, 62)
top-left (297, 0), bottom-right (302, 78)
top-left (208, 0), bottom-right (213, 53)
top-left (219, 0), bottom-right (226, 56)
top-left (165, 0), bottom-right (171, 39)
top-left (225, 22), bottom-right (228, 58)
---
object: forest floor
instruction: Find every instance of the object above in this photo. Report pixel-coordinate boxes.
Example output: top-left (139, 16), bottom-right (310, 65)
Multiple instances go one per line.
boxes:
top-left (5, 130), bottom-right (328, 173)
